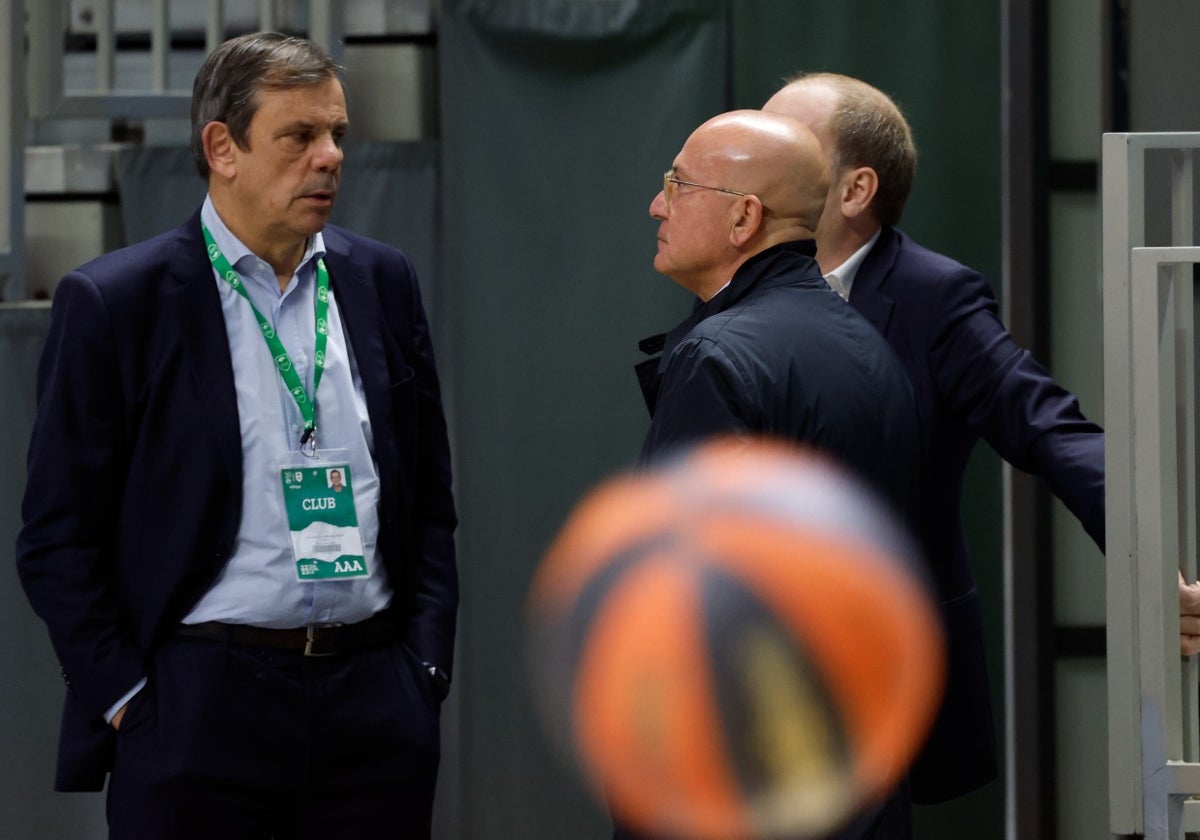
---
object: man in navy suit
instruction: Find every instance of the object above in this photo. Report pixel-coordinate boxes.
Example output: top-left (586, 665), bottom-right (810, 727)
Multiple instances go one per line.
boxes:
top-left (763, 73), bottom-right (1104, 806)
top-left (16, 32), bottom-right (456, 838)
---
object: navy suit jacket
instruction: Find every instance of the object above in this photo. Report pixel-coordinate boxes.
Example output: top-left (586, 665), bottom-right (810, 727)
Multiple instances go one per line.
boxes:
top-left (16, 211), bottom-right (458, 791)
top-left (850, 226), bottom-right (1105, 803)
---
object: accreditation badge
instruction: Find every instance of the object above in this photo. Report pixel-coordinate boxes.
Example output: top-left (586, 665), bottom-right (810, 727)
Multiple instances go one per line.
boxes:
top-left (278, 449), bottom-right (368, 581)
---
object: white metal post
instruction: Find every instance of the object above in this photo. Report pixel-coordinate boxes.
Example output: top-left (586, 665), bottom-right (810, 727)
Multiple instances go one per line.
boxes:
top-left (1104, 130), bottom-right (1145, 837)
top-left (151, 0), bottom-right (170, 94)
top-left (96, 0), bottom-right (115, 93)
top-left (1105, 133), bottom-right (1200, 839)
top-left (0, 0), bottom-right (25, 301)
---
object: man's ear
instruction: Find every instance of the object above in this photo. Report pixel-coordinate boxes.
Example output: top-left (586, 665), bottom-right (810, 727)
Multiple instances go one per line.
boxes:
top-left (728, 196), bottom-right (765, 248)
top-left (202, 121), bottom-right (236, 179)
top-left (839, 166), bottom-right (879, 220)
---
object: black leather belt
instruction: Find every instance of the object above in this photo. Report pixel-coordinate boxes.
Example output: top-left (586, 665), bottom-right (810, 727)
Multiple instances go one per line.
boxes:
top-left (177, 613), bottom-right (401, 657)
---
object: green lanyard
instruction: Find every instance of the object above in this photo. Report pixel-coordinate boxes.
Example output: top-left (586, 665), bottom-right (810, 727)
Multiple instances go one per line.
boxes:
top-left (202, 222), bottom-right (329, 455)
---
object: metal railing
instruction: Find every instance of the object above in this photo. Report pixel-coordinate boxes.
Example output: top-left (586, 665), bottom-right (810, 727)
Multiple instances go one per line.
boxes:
top-left (1104, 132), bottom-right (1200, 838)
top-left (27, 0), bottom-right (344, 120)
top-left (0, 0), bottom-right (26, 301)
top-left (0, 0), bottom-right (346, 301)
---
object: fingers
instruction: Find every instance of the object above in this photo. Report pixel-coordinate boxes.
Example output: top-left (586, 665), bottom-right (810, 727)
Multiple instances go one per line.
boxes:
top-left (1178, 572), bottom-right (1200, 656)
top-left (1181, 571), bottom-right (1200, 611)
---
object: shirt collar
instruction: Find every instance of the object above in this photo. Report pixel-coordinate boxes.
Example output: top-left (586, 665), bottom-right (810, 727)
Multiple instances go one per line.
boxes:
top-left (822, 227), bottom-right (881, 301)
top-left (201, 195), bottom-right (326, 278)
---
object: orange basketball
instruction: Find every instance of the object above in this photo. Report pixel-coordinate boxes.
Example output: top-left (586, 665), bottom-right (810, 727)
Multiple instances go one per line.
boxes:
top-left (526, 438), bottom-right (944, 840)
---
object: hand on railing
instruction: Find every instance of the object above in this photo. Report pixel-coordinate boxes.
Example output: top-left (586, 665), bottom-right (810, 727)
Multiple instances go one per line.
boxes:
top-left (1180, 571), bottom-right (1200, 656)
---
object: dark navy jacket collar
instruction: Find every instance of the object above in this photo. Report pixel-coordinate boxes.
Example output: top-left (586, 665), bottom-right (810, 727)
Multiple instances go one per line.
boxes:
top-left (706, 238), bottom-right (819, 311)
top-left (635, 239), bottom-right (820, 415)
top-left (665, 238), bottom-right (820, 354)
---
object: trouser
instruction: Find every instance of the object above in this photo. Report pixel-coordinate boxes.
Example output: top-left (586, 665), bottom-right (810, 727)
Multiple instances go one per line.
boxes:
top-left (106, 631), bottom-right (442, 839)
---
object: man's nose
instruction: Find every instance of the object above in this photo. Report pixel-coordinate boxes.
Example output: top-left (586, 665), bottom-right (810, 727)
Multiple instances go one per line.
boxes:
top-left (650, 190), bottom-right (668, 220)
top-left (313, 134), bottom-right (344, 170)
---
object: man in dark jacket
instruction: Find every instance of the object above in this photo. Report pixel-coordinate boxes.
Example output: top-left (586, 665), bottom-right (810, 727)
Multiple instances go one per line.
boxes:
top-left (640, 110), bottom-right (920, 515)
top-left (627, 109), bottom-right (925, 840)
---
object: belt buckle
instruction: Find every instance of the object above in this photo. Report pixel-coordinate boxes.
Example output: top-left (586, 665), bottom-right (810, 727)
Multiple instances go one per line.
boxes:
top-left (304, 622), bottom-right (342, 657)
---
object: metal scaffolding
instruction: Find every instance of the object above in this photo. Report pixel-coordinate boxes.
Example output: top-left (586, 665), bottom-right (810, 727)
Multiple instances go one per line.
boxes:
top-left (1105, 132), bottom-right (1200, 839)
top-left (0, 0), bottom-right (26, 301)
top-left (1, 0), bottom-right (345, 302)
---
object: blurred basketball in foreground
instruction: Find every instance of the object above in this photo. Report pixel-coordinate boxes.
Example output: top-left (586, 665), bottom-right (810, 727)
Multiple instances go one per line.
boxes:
top-left (525, 438), bottom-right (945, 839)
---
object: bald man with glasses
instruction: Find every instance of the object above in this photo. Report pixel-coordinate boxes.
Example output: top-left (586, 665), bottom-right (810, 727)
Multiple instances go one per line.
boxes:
top-left (625, 109), bottom-right (926, 840)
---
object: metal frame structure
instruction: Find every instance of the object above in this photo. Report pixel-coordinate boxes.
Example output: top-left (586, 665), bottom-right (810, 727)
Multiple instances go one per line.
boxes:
top-left (1, 0), bottom-right (345, 302)
top-left (27, 0), bottom-right (345, 121)
top-left (1002, 0), bottom-right (1056, 835)
top-left (1105, 132), bottom-right (1200, 838)
top-left (0, 0), bottom-right (26, 301)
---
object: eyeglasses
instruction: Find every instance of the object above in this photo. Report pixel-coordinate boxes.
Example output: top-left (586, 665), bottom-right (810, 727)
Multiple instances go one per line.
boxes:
top-left (662, 168), bottom-right (772, 215)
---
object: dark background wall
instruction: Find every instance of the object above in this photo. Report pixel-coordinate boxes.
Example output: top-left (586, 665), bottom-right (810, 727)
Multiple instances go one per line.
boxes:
top-left (439, 3), bottom-right (732, 836)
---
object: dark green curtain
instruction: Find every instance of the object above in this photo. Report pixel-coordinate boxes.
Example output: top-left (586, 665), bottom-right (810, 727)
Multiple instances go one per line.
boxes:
top-left (731, 1), bottom-right (1002, 278)
top-left (0, 307), bottom-right (108, 837)
top-left (438, 1), bottom-right (729, 836)
top-left (114, 142), bottom-right (439, 292)
top-left (114, 146), bottom-right (205, 243)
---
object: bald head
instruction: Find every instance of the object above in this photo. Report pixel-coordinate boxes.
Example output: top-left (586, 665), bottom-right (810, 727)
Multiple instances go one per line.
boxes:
top-left (764, 73), bottom-right (916, 228)
top-left (687, 109), bottom-right (830, 232)
top-left (649, 109), bottom-right (831, 299)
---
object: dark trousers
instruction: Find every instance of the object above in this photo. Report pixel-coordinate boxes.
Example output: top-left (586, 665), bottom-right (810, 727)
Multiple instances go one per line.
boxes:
top-left (612, 779), bottom-right (912, 840)
top-left (106, 633), bottom-right (442, 839)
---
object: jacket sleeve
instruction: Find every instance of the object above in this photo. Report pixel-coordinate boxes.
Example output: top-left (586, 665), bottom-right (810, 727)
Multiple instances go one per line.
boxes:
top-left (639, 336), bottom-right (751, 466)
top-left (927, 267), bottom-right (1106, 550)
top-left (15, 272), bottom-right (146, 722)
top-left (382, 253), bottom-right (459, 679)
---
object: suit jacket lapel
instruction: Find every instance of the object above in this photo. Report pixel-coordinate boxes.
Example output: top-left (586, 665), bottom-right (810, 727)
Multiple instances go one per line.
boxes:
top-left (849, 226), bottom-right (899, 337)
top-left (169, 215), bottom-right (243, 488)
top-left (319, 229), bottom-right (393, 444)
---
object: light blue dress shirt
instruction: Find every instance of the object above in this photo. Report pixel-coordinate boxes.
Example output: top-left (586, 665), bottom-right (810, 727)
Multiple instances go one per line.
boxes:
top-left (108, 198), bottom-right (391, 722)
top-left (183, 196), bottom-right (392, 627)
